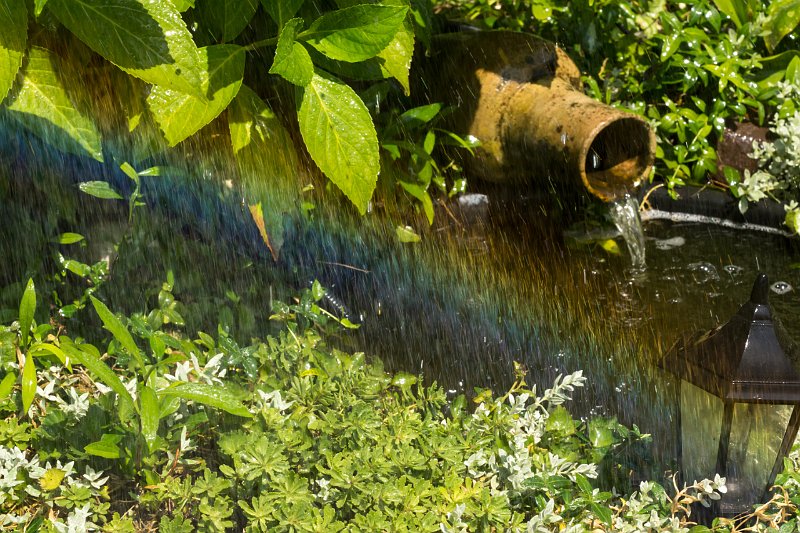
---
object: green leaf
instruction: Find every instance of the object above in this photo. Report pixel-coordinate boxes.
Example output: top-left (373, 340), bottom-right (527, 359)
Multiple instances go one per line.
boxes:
top-left (229, 85), bottom-right (290, 155)
top-left (0, 0), bottom-right (27, 103)
top-left (55, 232), bottom-right (85, 245)
top-left (764, 0), bottom-right (800, 52)
top-left (297, 70), bottom-right (378, 214)
top-left (148, 44), bottom-right (244, 146)
top-left (711, 0), bottom-right (753, 27)
top-left (375, 16), bottom-right (414, 95)
top-left (160, 382), bottom-right (252, 417)
top-left (396, 225), bottom-right (421, 243)
top-left (171, 0), bottom-right (194, 11)
top-left (304, 4), bottom-right (408, 62)
top-left (79, 181), bottom-right (123, 200)
top-left (545, 405), bottom-right (576, 436)
top-left (195, 0), bottom-right (258, 42)
top-left (48, 0), bottom-right (203, 96)
top-left (5, 47), bottom-right (103, 161)
top-left (18, 278), bottom-right (35, 347)
top-left (62, 341), bottom-right (135, 410)
top-left (85, 433), bottom-right (122, 459)
top-left (139, 385), bottom-right (160, 453)
top-left (588, 418), bottom-right (615, 448)
top-left (21, 353), bottom-right (36, 414)
top-left (261, 0), bottom-right (304, 27)
top-left (90, 296), bottom-right (143, 368)
top-left (0, 372), bottom-right (15, 400)
top-left (398, 181), bottom-right (434, 224)
top-left (270, 18), bottom-right (314, 86)
top-left (34, 0), bottom-right (49, 16)
top-left (39, 468), bottom-right (66, 491)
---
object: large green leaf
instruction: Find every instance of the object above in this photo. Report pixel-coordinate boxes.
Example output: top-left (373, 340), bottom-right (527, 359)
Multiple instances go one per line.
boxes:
top-left (196, 0), bottom-right (258, 43)
top-left (270, 18), bottom-right (314, 86)
top-left (139, 385), bottom-right (160, 453)
top-left (5, 47), bottom-right (103, 161)
top-left (47, 0), bottom-right (203, 96)
top-left (297, 70), bottom-right (378, 214)
top-left (304, 4), bottom-right (408, 62)
top-left (160, 381), bottom-right (252, 417)
top-left (21, 352), bottom-right (36, 414)
top-left (61, 341), bottom-right (135, 410)
top-left (0, 0), bottom-right (27, 103)
top-left (0, 372), bottom-right (15, 401)
top-left (18, 278), bottom-right (35, 348)
top-left (148, 44), bottom-right (244, 146)
top-left (308, 16), bottom-right (414, 94)
top-left (261, 0), bottom-right (304, 27)
top-left (764, 0), bottom-right (800, 52)
top-left (79, 181), bottom-right (123, 200)
top-left (90, 296), bottom-right (143, 368)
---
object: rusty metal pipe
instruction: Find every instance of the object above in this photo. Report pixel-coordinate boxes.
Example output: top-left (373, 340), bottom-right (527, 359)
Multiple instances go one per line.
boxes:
top-left (421, 31), bottom-right (656, 201)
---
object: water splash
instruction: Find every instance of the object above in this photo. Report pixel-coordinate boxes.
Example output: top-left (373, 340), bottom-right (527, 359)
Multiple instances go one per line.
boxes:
top-left (608, 194), bottom-right (646, 269)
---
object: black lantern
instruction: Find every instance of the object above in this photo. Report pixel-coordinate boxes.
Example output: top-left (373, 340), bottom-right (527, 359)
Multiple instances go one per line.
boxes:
top-left (663, 273), bottom-right (800, 517)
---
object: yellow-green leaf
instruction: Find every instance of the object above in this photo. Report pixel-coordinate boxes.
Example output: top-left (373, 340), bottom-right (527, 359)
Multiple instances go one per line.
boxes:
top-left (0, 0), bottom-right (27, 103)
top-left (599, 239), bottom-right (620, 255)
top-left (396, 225), bottom-right (421, 243)
top-left (40, 468), bottom-right (66, 491)
top-left (297, 70), bottom-right (378, 214)
top-left (148, 44), bottom-right (244, 146)
top-left (270, 18), bottom-right (314, 86)
top-left (21, 353), bottom-right (36, 414)
top-left (18, 278), bottom-right (35, 347)
top-left (160, 381), bottom-right (251, 417)
top-left (261, 0), bottom-right (304, 27)
top-left (5, 47), bottom-right (103, 161)
top-left (48, 0), bottom-right (203, 96)
top-left (304, 4), bottom-right (408, 63)
top-left (0, 372), bottom-right (15, 400)
top-left (764, 0), bottom-right (800, 52)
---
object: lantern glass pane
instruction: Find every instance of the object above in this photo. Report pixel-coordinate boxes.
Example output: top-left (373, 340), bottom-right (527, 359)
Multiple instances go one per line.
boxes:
top-left (681, 381), bottom-right (722, 484)
top-left (725, 402), bottom-right (792, 510)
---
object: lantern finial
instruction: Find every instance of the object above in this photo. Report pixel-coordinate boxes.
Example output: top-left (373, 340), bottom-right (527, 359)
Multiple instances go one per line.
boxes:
top-left (750, 273), bottom-right (770, 305)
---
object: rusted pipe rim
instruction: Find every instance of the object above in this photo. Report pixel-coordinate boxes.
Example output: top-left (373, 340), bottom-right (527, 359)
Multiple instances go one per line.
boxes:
top-left (579, 114), bottom-right (657, 201)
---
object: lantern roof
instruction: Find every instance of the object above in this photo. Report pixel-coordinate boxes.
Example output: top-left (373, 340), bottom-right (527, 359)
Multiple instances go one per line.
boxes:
top-left (665, 273), bottom-right (800, 404)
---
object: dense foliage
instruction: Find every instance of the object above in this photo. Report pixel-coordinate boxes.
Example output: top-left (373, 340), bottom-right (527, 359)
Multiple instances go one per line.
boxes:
top-left (436, 0), bottom-right (800, 231)
top-left (0, 0), bottom-right (476, 241)
top-left (3, 273), bottom-right (800, 531)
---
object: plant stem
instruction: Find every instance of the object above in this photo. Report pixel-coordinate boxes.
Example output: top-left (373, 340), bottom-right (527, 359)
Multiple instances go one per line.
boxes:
top-left (243, 37), bottom-right (279, 52)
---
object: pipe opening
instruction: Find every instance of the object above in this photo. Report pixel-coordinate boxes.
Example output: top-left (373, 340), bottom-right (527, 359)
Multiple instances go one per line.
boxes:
top-left (583, 117), bottom-right (655, 201)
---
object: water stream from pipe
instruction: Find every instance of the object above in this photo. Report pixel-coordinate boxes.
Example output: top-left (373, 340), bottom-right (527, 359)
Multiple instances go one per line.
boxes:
top-left (609, 194), bottom-right (647, 269)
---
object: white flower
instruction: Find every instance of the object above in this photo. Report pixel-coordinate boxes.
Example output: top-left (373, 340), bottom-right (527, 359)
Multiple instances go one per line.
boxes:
top-left (256, 390), bottom-right (294, 412)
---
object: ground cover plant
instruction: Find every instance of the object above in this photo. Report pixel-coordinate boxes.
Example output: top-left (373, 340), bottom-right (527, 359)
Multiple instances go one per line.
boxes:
top-left (435, 0), bottom-right (800, 233)
top-left (0, 261), bottom-right (798, 530)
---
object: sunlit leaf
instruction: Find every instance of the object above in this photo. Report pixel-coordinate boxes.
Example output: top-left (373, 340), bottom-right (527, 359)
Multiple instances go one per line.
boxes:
top-left (304, 4), bottom-right (408, 62)
top-left (0, 0), bottom-right (27, 103)
top-left (599, 239), bottom-right (620, 255)
top-left (90, 296), bottom-right (143, 368)
top-left (396, 225), bottom-right (421, 243)
top-left (39, 468), bottom-right (66, 491)
top-left (160, 381), bottom-right (252, 417)
top-left (297, 70), bottom-right (378, 214)
top-left (764, 0), bottom-right (800, 52)
top-left (0, 373), bottom-right (15, 400)
top-left (249, 203), bottom-right (277, 261)
top-left (18, 278), bottom-right (35, 347)
top-left (61, 341), bottom-right (135, 410)
top-left (85, 433), bottom-right (122, 458)
top-left (79, 181), bottom-right (123, 200)
top-left (5, 47), bottom-right (104, 161)
top-left (139, 385), bottom-right (160, 453)
top-left (270, 18), bottom-right (314, 86)
top-left (48, 0), bottom-right (203, 96)
top-left (21, 353), bottom-right (36, 414)
top-left (56, 232), bottom-right (85, 245)
top-left (148, 44), bottom-right (244, 146)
